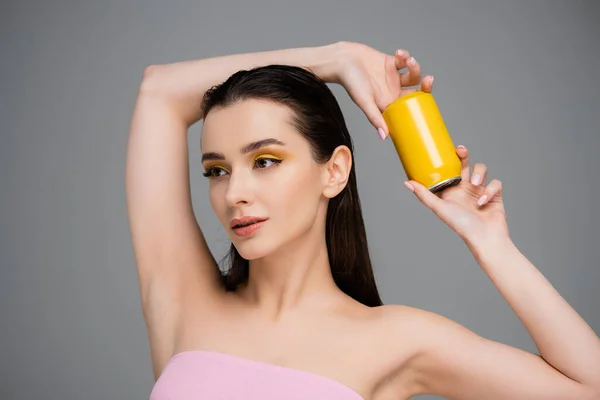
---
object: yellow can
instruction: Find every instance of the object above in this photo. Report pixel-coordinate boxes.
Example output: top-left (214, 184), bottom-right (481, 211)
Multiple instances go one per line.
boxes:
top-left (382, 91), bottom-right (462, 193)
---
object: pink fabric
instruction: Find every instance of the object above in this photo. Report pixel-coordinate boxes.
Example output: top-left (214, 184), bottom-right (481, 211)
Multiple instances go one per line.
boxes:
top-left (150, 350), bottom-right (365, 400)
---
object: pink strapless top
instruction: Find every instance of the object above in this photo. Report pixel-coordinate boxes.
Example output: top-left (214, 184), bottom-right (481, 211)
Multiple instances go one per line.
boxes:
top-left (150, 350), bottom-right (365, 400)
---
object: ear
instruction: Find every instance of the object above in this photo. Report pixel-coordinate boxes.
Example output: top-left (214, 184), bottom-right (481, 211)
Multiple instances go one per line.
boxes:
top-left (321, 145), bottom-right (352, 199)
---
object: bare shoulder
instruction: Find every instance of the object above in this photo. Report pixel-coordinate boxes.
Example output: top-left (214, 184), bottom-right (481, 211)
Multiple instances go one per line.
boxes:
top-left (372, 304), bottom-right (527, 399)
top-left (376, 303), bottom-right (448, 328)
top-left (375, 303), bottom-right (488, 356)
top-left (361, 304), bottom-right (462, 399)
top-left (373, 303), bottom-right (469, 359)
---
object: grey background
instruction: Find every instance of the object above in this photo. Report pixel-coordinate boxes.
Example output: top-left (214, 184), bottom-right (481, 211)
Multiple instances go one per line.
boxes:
top-left (1, 1), bottom-right (599, 399)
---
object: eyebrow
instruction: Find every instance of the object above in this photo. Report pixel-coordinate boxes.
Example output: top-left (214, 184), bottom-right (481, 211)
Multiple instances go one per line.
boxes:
top-left (201, 138), bottom-right (286, 162)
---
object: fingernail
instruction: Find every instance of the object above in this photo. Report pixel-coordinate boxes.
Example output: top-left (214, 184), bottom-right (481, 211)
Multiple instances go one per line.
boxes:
top-left (377, 127), bottom-right (386, 140)
top-left (457, 145), bottom-right (466, 150)
top-left (404, 181), bottom-right (415, 192)
top-left (430, 76), bottom-right (434, 87)
top-left (477, 195), bottom-right (487, 206)
top-left (408, 57), bottom-right (417, 67)
top-left (396, 49), bottom-right (405, 57)
top-left (471, 174), bottom-right (481, 185)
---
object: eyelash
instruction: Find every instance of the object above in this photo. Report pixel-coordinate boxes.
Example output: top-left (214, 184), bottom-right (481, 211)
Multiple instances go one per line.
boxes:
top-left (202, 157), bottom-right (283, 179)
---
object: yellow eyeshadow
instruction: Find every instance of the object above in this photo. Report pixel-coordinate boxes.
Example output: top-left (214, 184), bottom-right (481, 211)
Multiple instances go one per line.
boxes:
top-left (253, 153), bottom-right (283, 161)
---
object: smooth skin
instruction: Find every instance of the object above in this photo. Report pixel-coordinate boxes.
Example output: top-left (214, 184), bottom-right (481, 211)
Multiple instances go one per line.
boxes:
top-left (126, 41), bottom-right (600, 400)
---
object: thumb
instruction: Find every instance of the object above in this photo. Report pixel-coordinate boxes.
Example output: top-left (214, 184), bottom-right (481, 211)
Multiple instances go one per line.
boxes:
top-left (404, 180), bottom-right (442, 211)
top-left (358, 98), bottom-right (388, 140)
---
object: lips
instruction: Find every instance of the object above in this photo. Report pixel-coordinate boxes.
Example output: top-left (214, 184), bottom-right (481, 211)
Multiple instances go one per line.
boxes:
top-left (229, 216), bottom-right (268, 229)
top-left (230, 217), bottom-right (268, 238)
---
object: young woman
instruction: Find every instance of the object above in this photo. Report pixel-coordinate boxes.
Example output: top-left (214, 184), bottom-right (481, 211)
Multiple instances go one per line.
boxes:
top-left (126, 41), bottom-right (600, 399)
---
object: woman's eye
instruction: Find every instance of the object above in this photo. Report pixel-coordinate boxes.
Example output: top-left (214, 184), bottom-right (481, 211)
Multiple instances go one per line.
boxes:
top-left (254, 157), bottom-right (282, 169)
top-left (202, 167), bottom-right (227, 178)
top-left (203, 158), bottom-right (282, 178)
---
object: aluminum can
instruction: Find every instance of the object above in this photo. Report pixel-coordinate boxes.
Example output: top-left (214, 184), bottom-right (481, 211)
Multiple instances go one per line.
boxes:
top-left (383, 91), bottom-right (462, 193)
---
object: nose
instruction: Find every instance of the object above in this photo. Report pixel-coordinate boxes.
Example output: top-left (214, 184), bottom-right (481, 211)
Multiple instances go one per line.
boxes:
top-left (224, 169), bottom-right (254, 208)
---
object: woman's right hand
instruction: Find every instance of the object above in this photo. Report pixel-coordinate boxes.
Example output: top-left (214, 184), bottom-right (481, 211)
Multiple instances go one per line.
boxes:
top-left (334, 41), bottom-right (434, 140)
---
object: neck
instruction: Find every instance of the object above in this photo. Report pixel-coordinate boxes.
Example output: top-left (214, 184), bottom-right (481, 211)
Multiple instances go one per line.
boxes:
top-left (236, 228), bottom-right (343, 321)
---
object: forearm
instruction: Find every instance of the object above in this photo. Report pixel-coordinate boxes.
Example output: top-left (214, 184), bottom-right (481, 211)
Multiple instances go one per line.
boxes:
top-left (469, 236), bottom-right (600, 389)
top-left (139, 42), bottom-right (342, 126)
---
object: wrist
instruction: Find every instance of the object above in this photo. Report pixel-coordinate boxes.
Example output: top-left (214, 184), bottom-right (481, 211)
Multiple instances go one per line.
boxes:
top-left (466, 234), bottom-right (517, 265)
top-left (306, 42), bottom-right (345, 84)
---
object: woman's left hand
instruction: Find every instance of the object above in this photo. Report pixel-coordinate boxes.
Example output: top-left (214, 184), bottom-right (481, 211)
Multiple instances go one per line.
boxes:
top-left (334, 41), bottom-right (434, 140)
top-left (404, 145), bottom-right (510, 245)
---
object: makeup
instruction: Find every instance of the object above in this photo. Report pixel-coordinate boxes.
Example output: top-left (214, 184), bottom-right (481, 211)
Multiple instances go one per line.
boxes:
top-left (383, 91), bottom-right (462, 193)
top-left (203, 153), bottom-right (283, 178)
top-left (232, 220), bottom-right (267, 237)
top-left (252, 154), bottom-right (283, 168)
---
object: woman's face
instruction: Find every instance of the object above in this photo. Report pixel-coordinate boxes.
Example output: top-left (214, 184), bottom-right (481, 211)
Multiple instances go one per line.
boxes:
top-left (201, 99), bottom-right (329, 260)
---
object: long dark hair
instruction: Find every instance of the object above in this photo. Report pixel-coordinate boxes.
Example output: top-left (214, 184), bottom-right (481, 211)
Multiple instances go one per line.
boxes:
top-left (201, 65), bottom-right (383, 307)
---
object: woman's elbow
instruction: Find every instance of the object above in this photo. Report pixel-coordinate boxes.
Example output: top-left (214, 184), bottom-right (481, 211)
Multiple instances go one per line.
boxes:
top-left (138, 64), bottom-right (165, 95)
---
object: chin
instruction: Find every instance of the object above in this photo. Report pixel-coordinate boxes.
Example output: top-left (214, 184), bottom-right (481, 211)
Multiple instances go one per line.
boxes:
top-left (231, 236), bottom-right (279, 261)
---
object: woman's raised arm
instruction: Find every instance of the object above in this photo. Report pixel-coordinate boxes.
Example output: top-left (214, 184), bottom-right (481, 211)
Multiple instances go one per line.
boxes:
top-left (125, 43), bottom-right (342, 379)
